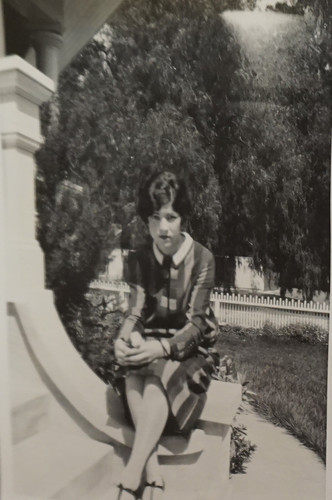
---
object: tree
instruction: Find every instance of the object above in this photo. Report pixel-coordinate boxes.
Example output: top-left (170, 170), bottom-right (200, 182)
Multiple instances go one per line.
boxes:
top-left (213, 3), bottom-right (331, 298)
top-left (37, 0), bottom-right (242, 316)
top-left (36, 0), bottom-right (331, 316)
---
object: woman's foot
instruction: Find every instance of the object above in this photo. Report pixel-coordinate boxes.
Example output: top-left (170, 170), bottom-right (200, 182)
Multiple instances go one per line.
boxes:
top-left (118, 467), bottom-right (142, 489)
top-left (115, 468), bottom-right (142, 500)
top-left (115, 483), bottom-right (142, 500)
top-left (143, 450), bottom-right (164, 500)
top-left (142, 479), bottom-right (165, 500)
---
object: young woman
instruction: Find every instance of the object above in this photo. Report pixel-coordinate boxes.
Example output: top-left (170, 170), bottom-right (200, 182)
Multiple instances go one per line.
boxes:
top-left (113, 171), bottom-right (219, 500)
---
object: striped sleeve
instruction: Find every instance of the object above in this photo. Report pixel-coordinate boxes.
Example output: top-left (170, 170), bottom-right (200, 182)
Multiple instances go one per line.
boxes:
top-left (168, 249), bottom-right (218, 360)
top-left (117, 251), bottom-right (146, 342)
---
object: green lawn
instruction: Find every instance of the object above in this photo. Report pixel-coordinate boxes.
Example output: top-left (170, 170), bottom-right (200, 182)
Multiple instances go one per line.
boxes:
top-left (215, 325), bottom-right (328, 463)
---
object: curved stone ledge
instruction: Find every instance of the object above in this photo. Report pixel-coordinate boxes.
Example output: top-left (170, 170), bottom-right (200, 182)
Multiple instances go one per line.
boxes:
top-left (10, 291), bottom-right (207, 457)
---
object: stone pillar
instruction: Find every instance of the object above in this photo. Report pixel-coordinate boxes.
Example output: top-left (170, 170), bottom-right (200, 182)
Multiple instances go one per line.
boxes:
top-left (0, 6), bottom-right (11, 495)
top-left (0, 36), bottom-right (13, 500)
top-left (0, 54), bottom-right (53, 499)
top-left (30, 30), bottom-right (63, 81)
top-left (0, 55), bottom-right (54, 300)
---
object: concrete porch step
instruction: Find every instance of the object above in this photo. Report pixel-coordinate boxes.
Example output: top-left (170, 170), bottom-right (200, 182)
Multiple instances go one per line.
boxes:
top-left (14, 429), bottom-right (114, 500)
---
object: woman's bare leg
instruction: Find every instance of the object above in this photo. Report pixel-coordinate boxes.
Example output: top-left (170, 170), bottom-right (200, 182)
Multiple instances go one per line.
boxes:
top-left (117, 374), bottom-right (169, 497)
top-left (144, 447), bottom-right (162, 485)
top-left (124, 376), bottom-right (163, 485)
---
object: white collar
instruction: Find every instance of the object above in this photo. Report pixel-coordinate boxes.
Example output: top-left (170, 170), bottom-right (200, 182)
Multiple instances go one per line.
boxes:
top-left (153, 232), bottom-right (193, 267)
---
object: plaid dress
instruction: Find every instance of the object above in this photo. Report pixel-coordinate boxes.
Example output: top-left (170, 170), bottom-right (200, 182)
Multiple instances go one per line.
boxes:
top-left (117, 233), bottom-right (219, 433)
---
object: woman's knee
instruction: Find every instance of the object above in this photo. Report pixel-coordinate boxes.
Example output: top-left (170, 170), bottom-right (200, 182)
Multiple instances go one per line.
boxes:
top-left (125, 373), bottom-right (145, 393)
top-left (144, 375), bottom-right (164, 388)
top-left (144, 376), bottom-right (168, 403)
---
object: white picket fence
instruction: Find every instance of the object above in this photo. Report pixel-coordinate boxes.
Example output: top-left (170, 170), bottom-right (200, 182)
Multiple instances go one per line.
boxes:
top-left (210, 292), bottom-right (330, 331)
top-left (90, 279), bottom-right (131, 292)
top-left (89, 280), bottom-right (330, 331)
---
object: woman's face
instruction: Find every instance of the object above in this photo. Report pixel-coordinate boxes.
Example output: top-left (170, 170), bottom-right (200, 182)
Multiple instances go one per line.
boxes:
top-left (148, 202), bottom-right (182, 255)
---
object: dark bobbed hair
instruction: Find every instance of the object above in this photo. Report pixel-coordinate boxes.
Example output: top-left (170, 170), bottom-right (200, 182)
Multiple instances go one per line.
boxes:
top-left (137, 171), bottom-right (191, 223)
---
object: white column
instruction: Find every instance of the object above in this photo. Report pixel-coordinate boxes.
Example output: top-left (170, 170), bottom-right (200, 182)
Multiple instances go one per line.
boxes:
top-left (30, 31), bottom-right (63, 81)
top-left (0, 55), bottom-right (54, 300)
top-left (0, 54), bottom-right (53, 499)
top-left (0, 63), bottom-right (13, 500)
top-left (0, 1), bottom-right (9, 494)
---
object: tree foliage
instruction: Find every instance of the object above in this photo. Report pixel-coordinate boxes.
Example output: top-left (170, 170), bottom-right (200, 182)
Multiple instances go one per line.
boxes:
top-left (214, 4), bottom-right (331, 298)
top-left (37, 0), bottom-right (239, 314)
top-left (36, 0), bottom-right (331, 317)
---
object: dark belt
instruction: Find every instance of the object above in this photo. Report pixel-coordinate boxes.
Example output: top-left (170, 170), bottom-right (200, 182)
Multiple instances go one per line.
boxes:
top-left (143, 328), bottom-right (177, 338)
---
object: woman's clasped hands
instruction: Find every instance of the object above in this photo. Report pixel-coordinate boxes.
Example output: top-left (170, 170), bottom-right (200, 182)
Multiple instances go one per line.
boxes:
top-left (114, 331), bottom-right (164, 366)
